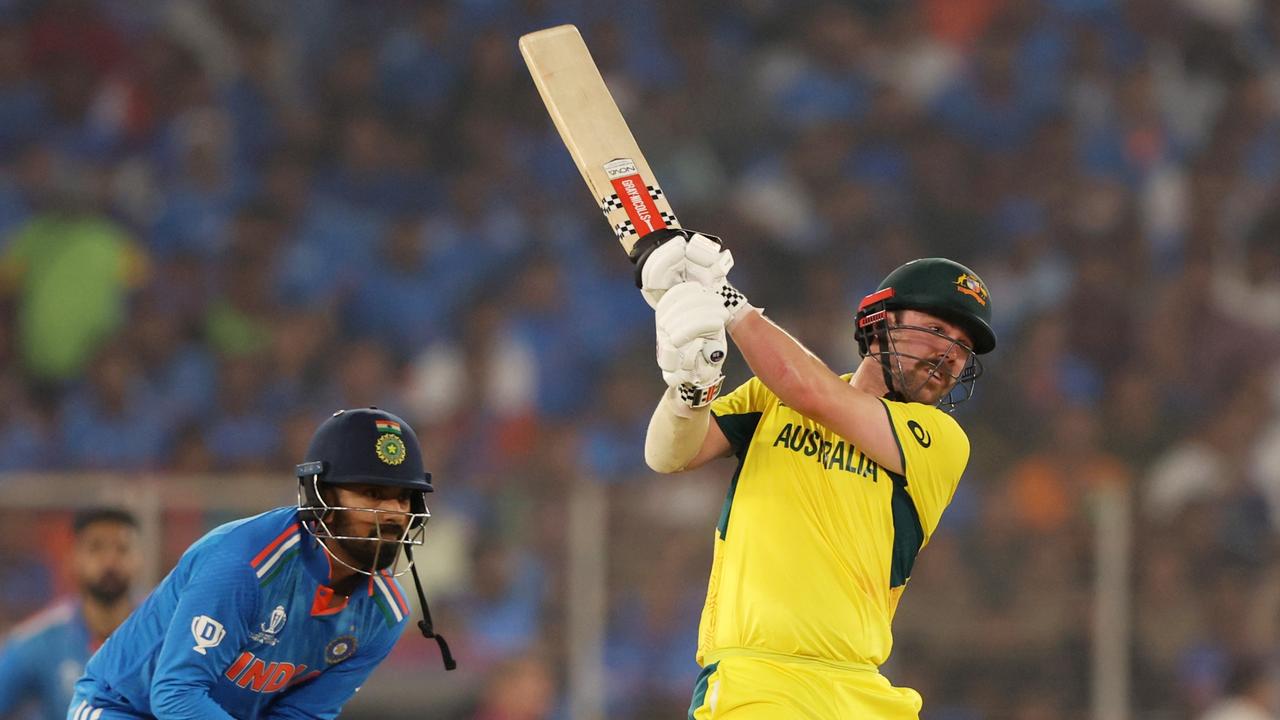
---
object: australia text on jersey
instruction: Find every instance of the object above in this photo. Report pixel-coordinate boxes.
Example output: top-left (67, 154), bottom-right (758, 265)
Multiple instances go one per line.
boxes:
top-left (771, 422), bottom-right (881, 481)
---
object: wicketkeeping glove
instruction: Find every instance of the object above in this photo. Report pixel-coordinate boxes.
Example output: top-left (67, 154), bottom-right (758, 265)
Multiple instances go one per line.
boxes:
top-left (655, 282), bottom-right (732, 408)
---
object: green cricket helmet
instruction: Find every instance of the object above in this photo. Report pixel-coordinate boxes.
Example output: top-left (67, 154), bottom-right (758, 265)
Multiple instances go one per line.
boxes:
top-left (854, 258), bottom-right (996, 408)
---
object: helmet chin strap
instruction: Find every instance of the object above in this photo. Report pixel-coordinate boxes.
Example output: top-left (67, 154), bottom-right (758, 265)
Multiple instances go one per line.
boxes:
top-left (299, 478), bottom-right (455, 671)
top-left (405, 545), bottom-right (455, 671)
top-left (876, 325), bottom-right (909, 402)
top-left (878, 352), bottom-right (905, 402)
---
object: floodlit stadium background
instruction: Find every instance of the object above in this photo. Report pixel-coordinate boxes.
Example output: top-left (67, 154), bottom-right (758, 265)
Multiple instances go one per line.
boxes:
top-left (2, 1), bottom-right (1280, 718)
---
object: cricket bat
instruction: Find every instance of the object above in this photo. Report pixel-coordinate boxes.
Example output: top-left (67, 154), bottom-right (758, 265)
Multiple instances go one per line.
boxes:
top-left (519, 24), bottom-right (681, 256)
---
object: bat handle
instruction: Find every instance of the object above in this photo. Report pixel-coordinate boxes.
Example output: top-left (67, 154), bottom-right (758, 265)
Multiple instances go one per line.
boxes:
top-left (629, 228), bottom-right (723, 287)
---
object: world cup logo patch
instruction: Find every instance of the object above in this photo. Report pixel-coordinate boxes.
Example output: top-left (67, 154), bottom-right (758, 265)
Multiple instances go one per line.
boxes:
top-left (249, 605), bottom-right (287, 646)
top-left (325, 635), bottom-right (357, 664)
top-left (376, 433), bottom-right (406, 466)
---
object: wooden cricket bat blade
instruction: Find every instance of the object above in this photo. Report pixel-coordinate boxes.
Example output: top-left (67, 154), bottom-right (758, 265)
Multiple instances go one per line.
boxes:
top-left (519, 24), bottom-right (680, 255)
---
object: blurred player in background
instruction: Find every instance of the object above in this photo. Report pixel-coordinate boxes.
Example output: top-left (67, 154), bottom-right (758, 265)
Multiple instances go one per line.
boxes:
top-left (636, 234), bottom-right (995, 718)
top-left (68, 408), bottom-right (453, 720)
top-left (0, 508), bottom-right (139, 720)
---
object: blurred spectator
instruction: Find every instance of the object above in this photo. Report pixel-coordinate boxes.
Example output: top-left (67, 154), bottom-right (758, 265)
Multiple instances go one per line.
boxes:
top-left (1199, 657), bottom-right (1280, 720)
top-left (0, 22), bottom-right (46, 163)
top-left (126, 290), bottom-right (215, 427)
top-left (454, 537), bottom-right (547, 671)
top-left (0, 162), bottom-right (148, 383)
top-left (203, 352), bottom-right (278, 472)
top-left (469, 652), bottom-right (556, 720)
top-left (1143, 378), bottom-right (1270, 528)
top-left (3, 2), bottom-right (1280, 717)
top-left (60, 340), bottom-right (170, 470)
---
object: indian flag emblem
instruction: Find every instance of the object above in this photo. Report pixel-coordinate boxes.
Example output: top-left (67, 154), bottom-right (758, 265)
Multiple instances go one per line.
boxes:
top-left (375, 434), bottom-right (406, 466)
top-left (374, 419), bottom-right (402, 435)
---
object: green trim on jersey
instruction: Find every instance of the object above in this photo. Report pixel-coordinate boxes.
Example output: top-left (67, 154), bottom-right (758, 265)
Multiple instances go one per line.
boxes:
top-left (880, 400), bottom-right (908, 476)
top-left (687, 661), bottom-right (720, 719)
top-left (258, 547), bottom-right (299, 587)
top-left (715, 411), bottom-right (762, 456)
top-left (373, 593), bottom-right (398, 627)
top-left (888, 469), bottom-right (924, 588)
top-left (713, 412), bottom-right (762, 540)
top-left (880, 401), bottom-right (924, 588)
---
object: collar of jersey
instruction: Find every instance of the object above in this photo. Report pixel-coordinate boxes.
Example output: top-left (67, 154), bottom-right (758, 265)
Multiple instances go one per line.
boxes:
top-left (298, 519), bottom-right (340, 588)
top-left (296, 516), bottom-right (398, 606)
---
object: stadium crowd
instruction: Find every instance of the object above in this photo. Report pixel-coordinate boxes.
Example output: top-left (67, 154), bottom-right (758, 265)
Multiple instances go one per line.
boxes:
top-left (2, 0), bottom-right (1280, 717)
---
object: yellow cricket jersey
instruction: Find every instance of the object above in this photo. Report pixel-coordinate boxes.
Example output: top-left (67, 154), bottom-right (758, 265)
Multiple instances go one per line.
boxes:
top-left (697, 375), bottom-right (970, 669)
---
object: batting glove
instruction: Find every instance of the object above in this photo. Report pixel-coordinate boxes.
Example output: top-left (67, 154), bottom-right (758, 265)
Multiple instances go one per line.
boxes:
top-left (634, 230), bottom-right (735, 309)
top-left (655, 282), bottom-right (731, 408)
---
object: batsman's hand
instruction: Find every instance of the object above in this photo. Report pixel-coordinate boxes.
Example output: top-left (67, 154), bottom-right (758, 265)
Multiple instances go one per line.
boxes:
top-left (637, 230), bottom-right (734, 309)
top-left (655, 282), bottom-right (730, 408)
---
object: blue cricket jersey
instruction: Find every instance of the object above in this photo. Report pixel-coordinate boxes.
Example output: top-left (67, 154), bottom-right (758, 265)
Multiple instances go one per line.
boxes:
top-left (0, 599), bottom-right (96, 720)
top-left (71, 507), bottom-right (410, 719)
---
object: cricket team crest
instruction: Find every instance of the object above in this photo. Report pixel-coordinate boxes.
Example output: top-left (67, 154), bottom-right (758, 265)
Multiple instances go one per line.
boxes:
top-left (954, 273), bottom-right (989, 306)
top-left (375, 434), bottom-right (406, 466)
top-left (374, 418), bottom-right (405, 465)
top-left (325, 635), bottom-right (357, 664)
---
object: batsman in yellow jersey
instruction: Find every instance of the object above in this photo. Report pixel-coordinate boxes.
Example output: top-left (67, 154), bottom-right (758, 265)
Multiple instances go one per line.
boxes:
top-left (630, 231), bottom-right (996, 719)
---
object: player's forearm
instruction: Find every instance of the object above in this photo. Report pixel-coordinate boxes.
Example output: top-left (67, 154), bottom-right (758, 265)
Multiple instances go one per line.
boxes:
top-left (728, 309), bottom-right (846, 419)
top-left (645, 387), bottom-right (712, 473)
top-left (150, 685), bottom-right (238, 720)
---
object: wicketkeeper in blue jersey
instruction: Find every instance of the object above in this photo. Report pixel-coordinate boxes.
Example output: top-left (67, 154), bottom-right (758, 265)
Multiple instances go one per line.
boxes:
top-left (68, 407), bottom-right (454, 720)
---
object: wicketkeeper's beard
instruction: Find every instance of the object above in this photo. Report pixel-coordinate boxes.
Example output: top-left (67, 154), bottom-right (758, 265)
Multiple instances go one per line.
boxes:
top-left (328, 511), bottom-right (404, 572)
top-left (83, 571), bottom-right (130, 606)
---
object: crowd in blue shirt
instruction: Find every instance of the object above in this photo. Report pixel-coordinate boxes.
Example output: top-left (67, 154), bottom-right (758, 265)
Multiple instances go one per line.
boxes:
top-left (3, 0), bottom-right (1280, 718)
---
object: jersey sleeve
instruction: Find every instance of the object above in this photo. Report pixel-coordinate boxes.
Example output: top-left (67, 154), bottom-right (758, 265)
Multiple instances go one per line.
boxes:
top-left (266, 625), bottom-right (402, 720)
top-left (710, 377), bottom-right (773, 456)
top-left (0, 632), bottom-right (37, 714)
top-left (148, 546), bottom-right (260, 720)
top-left (880, 400), bottom-right (970, 542)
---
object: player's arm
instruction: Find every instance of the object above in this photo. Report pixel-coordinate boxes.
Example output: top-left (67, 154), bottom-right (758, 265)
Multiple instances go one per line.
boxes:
top-left (641, 244), bottom-right (735, 473)
top-left (726, 310), bottom-right (903, 474)
top-left (637, 236), bottom-right (903, 474)
top-left (148, 550), bottom-right (258, 720)
top-left (644, 388), bottom-right (732, 473)
top-left (0, 633), bottom-right (36, 714)
top-left (266, 625), bottom-right (402, 720)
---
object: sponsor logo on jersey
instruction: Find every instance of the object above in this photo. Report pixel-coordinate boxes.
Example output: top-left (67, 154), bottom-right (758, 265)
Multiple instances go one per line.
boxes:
top-left (376, 433), bottom-right (406, 466)
top-left (191, 615), bottom-right (226, 655)
top-left (224, 651), bottom-right (317, 693)
top-left (771, 422), bottom-right (880, 481)
top-left (325, 635), bottom-right (357, 664)
top-left (249, 605), bottom-right (287, 646)
top-left (907, 420), bottom-right (932, 448)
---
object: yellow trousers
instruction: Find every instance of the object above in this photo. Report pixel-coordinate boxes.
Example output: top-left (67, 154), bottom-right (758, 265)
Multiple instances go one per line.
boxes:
top-left (688, 653), bottom-right (923, 720)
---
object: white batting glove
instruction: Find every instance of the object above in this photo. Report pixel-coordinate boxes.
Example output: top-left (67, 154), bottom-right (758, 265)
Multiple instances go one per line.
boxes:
top-left (640, 232), bottom-right (735, 309)
top-left (655, 283), bottom-right (731, 408)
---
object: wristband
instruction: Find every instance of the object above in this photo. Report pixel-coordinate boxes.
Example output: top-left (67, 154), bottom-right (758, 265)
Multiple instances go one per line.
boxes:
top-left (677, 374), bottom-right (725, 409)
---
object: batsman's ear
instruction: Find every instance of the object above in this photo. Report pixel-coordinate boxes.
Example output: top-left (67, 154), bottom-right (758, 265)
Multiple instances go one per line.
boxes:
top-left (629, 228), bottom-right (722, 287)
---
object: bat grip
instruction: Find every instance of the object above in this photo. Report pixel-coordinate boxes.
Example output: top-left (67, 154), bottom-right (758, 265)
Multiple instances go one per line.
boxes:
top-left (629, 228), bottom-right (722, 287)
